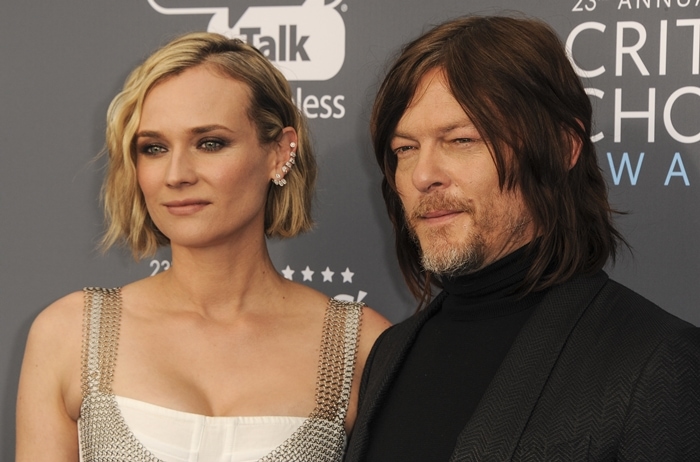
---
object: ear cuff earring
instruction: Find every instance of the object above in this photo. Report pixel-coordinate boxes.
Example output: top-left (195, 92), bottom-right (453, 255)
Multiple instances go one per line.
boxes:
top-left (273, 141), bottom-right (297, 187)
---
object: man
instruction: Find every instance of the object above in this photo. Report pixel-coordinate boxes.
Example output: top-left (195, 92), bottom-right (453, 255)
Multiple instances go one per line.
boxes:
top-left (345, 15), bottom-right (700, 461)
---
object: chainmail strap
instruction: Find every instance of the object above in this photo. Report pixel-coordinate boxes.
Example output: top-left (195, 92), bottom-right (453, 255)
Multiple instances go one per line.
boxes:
top-left (81, 287), bottom-right (121, 397)
top-left (259, 298), bottom-right (363, 461)
top-left (79, 287), bottom-right (162, 461)
top-left (78, 290), bottom-right (363, 462)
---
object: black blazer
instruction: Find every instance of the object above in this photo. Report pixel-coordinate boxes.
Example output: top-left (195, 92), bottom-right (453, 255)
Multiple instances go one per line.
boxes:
top-left (345, 271), bottom-right (700, 461)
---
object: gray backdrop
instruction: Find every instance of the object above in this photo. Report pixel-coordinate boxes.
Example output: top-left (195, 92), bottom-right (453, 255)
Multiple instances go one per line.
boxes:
top-left (2, 0), bottom-right (699, 457)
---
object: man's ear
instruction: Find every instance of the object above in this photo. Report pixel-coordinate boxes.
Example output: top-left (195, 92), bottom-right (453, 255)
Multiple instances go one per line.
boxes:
top-left (567, 121), bottom-right (583, 170)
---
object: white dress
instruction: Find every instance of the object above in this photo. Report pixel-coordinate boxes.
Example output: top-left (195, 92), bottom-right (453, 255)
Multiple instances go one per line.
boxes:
top-left (77, 288), bottom-right (362, 462)
top-left (112, 396), bottom-right (306, 462)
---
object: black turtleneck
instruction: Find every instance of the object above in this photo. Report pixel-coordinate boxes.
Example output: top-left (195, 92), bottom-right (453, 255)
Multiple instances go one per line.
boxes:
top-left (364, 246), bottom-right (547, 462)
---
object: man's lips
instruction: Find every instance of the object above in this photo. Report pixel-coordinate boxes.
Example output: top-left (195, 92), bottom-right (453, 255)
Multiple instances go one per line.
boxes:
top-left (421, 210), bottom-right (461, 219)
top-left (416, 209), bottom-right (463, 225)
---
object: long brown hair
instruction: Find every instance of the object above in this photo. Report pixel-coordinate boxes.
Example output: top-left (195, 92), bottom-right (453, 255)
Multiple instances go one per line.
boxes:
top-left (372, 15), bottom-right (626, 306)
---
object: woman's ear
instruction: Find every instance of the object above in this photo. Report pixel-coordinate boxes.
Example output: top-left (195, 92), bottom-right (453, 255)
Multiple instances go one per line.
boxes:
top-left (270, 127), bottom-right (298, 186)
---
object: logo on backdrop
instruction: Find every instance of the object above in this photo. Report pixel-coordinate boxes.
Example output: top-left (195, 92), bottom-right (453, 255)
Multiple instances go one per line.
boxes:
top-left (566, 4), bottom-right (700, 186)
top-left (147, 0), bottom-right (346, 81)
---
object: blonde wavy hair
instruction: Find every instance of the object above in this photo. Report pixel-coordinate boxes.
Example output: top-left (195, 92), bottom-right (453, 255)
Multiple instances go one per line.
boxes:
top-left (101, 32), bottom-right (316, 259)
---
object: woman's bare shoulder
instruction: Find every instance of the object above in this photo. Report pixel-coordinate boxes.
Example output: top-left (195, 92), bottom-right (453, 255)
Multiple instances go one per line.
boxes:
top-left (24, 291), bottom-right (85, 383)
top-left (19, 291), bottom-right (86, 423)
top-left (282, 280), bottom-right (335, 312)
top-left (30, 291), bottom-right (84, 343)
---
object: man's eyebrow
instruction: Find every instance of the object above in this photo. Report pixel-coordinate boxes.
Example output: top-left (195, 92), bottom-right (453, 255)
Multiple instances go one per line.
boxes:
top-left (437, 122), bottom-right (476, 134)
top-left (392, 122), bottom-right (476, 139)
top-left (391, 130), bottom-right (413, 140)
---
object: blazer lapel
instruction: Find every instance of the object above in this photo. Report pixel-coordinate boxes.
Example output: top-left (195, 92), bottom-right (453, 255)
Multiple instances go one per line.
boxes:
top-left (347, 291), bottom-right (447, 460)
top-left (449, 271), bottom-right (609, 462)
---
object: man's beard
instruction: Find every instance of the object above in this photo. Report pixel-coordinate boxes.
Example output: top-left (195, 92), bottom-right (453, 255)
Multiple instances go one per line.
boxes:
top-left (406, 193), bottom-right (486, 276)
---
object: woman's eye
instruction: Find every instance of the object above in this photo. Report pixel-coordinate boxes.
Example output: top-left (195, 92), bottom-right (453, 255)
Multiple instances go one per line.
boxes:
top-left (199, 139), bottom-right (225, 152)
top-left (140, 144), bottom-right (166, 155)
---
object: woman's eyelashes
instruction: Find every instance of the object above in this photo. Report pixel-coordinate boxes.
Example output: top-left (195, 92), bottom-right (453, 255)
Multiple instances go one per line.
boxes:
top-left (138, 143), bottom-right (167, 156)
top-left (198, 138), bottom-right (228, 152)
top-left (137, 138), bottom-right (230, 156)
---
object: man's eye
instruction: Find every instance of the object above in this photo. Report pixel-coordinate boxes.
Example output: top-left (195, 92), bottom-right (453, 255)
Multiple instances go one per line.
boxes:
top-left (393, 146), bottom-right (414, 156)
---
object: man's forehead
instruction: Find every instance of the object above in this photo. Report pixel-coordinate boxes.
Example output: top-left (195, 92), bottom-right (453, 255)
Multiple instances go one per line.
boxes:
top-left (394, 70), bottom-right (477, 137)
top-left (405, 67), bottom-right (450, 109)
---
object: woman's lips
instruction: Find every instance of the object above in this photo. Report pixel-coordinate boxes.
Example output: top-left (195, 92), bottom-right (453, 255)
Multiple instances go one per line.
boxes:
top-left (163, 199), bottom-right (210, 215)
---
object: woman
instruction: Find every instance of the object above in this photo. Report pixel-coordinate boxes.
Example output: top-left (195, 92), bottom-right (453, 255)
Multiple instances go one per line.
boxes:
top-left (16, 33), bottom-right (390, 461)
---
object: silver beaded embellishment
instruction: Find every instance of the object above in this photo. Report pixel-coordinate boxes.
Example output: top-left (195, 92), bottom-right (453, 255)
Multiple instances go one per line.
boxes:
top-left (273, 142), bottom-right (297, 186)
top-left (78, 287), bottom-right (362, 462)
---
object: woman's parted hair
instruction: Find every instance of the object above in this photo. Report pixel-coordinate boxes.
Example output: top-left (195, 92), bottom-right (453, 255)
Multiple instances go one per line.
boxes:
top-left (101, 32), bottom-right (316, 259)
top-left (372, 15), bottom-right (626, 305)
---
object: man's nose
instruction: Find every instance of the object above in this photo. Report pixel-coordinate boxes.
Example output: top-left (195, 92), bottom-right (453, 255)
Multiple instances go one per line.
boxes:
top-left (411, 145), bottom-right (451, 193)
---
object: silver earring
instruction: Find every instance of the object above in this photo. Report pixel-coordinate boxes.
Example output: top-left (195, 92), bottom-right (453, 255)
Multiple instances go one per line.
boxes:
top-left (273, 173), bottom-right (287, 187)
top-left (274, 144), bottom-right (296, 186)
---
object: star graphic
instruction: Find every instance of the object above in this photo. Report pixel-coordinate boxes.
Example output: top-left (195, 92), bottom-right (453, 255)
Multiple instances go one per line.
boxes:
top-left (321, 267), bottom-right (334, 282)
top-left (281, 265), bottom-right (295, 280)
top-left (341, 267), bottom-right (354, 283)
top-left (301, 266), bottom-right (314, 281)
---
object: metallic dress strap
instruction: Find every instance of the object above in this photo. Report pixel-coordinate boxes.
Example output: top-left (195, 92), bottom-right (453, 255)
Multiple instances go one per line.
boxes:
top-left (259, 298), bottom-right (363, 462)
top-left (79, 287), bottom-right (162, 462)
top-left (81, 287), bottom-right (121, 397)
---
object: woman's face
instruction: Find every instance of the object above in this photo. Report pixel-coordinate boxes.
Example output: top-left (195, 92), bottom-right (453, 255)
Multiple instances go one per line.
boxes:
top-left (135, 64), bottom-right (280, 250)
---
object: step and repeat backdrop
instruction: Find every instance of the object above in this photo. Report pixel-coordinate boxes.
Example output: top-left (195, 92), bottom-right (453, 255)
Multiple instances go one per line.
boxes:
top-left (1, 0), bottom-right (699, 456)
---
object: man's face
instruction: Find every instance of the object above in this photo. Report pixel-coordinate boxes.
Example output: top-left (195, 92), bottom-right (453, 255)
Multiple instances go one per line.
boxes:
top-left (390, 68), bottom-right (535, 275)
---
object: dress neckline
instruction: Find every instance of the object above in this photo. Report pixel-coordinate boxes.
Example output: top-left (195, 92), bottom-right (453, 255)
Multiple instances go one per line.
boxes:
top-left (114, 395), bottom-right (309, 422)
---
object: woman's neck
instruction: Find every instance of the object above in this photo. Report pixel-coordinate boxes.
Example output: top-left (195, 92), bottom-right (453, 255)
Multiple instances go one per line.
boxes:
top-left (153, 240), bottom-right (287, 319)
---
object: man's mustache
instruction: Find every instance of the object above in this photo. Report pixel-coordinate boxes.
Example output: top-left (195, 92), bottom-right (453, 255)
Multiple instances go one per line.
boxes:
top-left (407, 194), bottom-right (474, 223)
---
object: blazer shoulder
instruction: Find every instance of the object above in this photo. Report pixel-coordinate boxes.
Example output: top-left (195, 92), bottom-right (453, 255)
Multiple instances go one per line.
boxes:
top-left (577, 277), bottom-right (700, 377)
top-left (599, 278), bottom-right (697, 334)
top-left (618, 308), bottom-right (700, 459)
